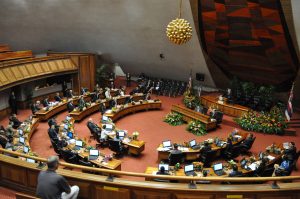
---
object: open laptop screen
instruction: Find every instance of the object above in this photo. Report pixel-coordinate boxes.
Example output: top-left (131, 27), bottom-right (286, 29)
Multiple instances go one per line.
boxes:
top-left (162, 140), bottom-right (171, 148)
top-left (102, 115), bottom-right (108, 121)
top-left (189, 139), bottom-right (196, 147)
top-left (89, 149), bottom-right (99, 156)
top-left (118, 131), bottom-right (125, 137)
top-left (213, 163), bottom-right (223, 171)
top-left (184, 164), bottom-right (194, 173)
top-left (23, 146), bottom-right (29, 153)
top-left (19, 137), bottom-right (25, 144)
top-left (26, 158), bottom-right (35, 163)
top-left (105, 124), bottom-right (113, 131)
top-left (158, 164), bottom-right (169, 171)
top-left (75, 140), bottom-right (83, 147)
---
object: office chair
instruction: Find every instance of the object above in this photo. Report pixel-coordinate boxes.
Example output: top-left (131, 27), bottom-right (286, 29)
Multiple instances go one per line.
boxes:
top-left (239, 137), bottom-right (256, 155)
top-left (94, 132), bottom-right (108, 148)
top-left (0, 135), bottom-right (8, 149)
top-left (60, 149), bottom-right (79, 164)
top-left (108, 139), bottom-right (125, 158)
top-left (214, 111), bottom-right (223, 125)
top-left (222, 145), bottom-right (240, 160)
top-left (168, 152), bottom-right (185, 166)
top-left (200, 150), bottom-right (217, 167)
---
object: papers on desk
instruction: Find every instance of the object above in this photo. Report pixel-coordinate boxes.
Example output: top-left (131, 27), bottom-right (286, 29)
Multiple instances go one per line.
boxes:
top-left (68, 139), bottom-right (76, 144)
top-left (105, 110), bottom-right (113, 114)
top-left (248, 162), bottom-right (259, 171)
top-left (152, 171), bottom-right (157, 175)
top-left (267, 155), bottom-right (275, 161)
top-left (123, 138), bottom-right (131, 144)
top-left (157, 147), bottom-right (171, 152)
top-left (233, 135), bottom-right (242, 139)
top-left (178, 146), bottom-right (189, 152)
top-left (148, 100), bottom-right (154, 103)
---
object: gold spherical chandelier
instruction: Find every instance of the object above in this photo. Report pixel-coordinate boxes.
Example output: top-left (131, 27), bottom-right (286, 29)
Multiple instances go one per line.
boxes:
top-left (166, 0), bottom-right (193, 45)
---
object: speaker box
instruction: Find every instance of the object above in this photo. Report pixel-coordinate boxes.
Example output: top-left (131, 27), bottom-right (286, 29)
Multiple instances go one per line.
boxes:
top-left (196, 73), bottom-right (205, 81)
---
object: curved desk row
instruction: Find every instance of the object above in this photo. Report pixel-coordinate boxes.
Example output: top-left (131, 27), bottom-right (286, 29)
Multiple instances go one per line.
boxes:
top-left (104, 101), bottom-right (162, 122)
top-left (69, 94), bottom-right (145, 121)
top-left (201, 95), bottom-right (250, 118)
top-left (0, 153), bottom-right (300, 199)
top-left (157, 131), bottom-right (248, 161)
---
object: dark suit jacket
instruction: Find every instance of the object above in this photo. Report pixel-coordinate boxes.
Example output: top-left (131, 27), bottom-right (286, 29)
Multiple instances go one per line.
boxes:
top-left (42, 99), bottom-right (49, 107)
top-left (54, 95), bottom-right (62, 102)
top-left (66, 91), bottom-right (73, 98)
top-left (11, 117), bottom-right (22, 129)
top-left (67, 102), bottom-right (74, 112)
top-left (31, 103), bottom-right (40, 114)
top-left (48, 128), bottom-right (58, 142)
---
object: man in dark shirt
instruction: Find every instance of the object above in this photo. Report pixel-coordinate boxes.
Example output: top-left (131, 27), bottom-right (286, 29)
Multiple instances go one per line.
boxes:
top-left (36, 156), bottom-right (79, 199)
top-left (54, 92), bottom-right (62, 102)
top-left (229, 164), bottom-right (243, 177)
top-left (67, 100), bottom-right (75, 113)
top-left (31, 101), bottom-right (41, 114)
top-left (43, 97), bottom-right (50, 107)
top-left (48, 125), bottom-right (59, 143)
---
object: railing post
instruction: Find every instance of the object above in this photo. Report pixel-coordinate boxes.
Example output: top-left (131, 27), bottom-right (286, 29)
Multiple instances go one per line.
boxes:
top-left (188, 180), bottom-right (197, 189)
top-left (271, 181), bottom-right (280, 189)
top-left (106, 174), bottom-right (114, 182)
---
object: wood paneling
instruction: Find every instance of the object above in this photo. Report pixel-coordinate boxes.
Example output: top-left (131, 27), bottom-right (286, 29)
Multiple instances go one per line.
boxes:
top-left (95, 186), bottom-right (130, 199)
top-left (47, 52), bottom-right (96, 93)
top-left (0, 44), bottom-right (11, 53)
top-left (133, 190), bottom-right (171, 199)
top-left (175, 194), bottom-right (214, 199)
top-left (0, 50), bottom-right (33, 61)
top-left (0, 57), bottom-right (78, 91)
top-left (0, 163), bottom-right (27, 185)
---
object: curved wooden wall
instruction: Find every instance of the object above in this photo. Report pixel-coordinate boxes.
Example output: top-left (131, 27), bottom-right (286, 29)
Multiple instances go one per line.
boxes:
top-left (0, 56), bottom-right (78, 91)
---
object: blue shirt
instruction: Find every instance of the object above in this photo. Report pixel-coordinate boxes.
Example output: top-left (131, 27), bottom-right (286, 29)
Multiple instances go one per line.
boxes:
top-left (280, 160), bottom-right (290, 170)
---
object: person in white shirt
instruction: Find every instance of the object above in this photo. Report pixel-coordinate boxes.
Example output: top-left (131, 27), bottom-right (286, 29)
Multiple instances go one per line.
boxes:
top-left (105, 88), bottom-right (111, 99)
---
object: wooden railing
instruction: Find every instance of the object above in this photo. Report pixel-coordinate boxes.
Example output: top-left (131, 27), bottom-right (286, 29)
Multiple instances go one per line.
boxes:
top-left (0, 44), bottom-right (11, 53)
top-left (1, 148), bottom-right (300, 199)
top-left (0, 50), bottom-right (33, 61)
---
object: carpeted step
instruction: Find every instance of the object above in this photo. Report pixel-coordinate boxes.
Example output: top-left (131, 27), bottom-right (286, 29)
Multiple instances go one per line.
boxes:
top-left (284, 128), bottom-right (297, 136)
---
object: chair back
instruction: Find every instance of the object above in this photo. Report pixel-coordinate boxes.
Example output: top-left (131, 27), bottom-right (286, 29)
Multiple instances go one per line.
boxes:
top-left (169, 152), bottom-right (184, 166)
top-left (108, 139), bottom-right (121, 153)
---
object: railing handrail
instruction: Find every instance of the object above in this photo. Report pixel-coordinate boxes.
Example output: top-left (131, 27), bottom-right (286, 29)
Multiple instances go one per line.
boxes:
top-left (1, 148), bottom-right (299, 182)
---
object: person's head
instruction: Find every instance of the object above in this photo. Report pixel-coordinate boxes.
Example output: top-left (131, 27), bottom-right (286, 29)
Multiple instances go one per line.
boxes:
top-left (47, 156), bottom-right (59, 171)
top-left (12, 114), bottom-right (16, 117)
top-left (70, 90), bottom-right (73, 93)
top-left (36, 101), bottom-right (40, 105)
top-left (116, 132), bottom-right (120, 139)
top-left (88, 118), bottom-right (93, 122)
top-left (56, 92), bottom-right (60, 96)
top-left (204, 141), bottom-right (209, 147)
top-left (159, 166), bottom-right (165, 173)
top-left (202, 170), bottom-right (208, 177)
top-left (173, 143), bottom-right (178, 149)
top-left (232, 164), bottom-right (238, 171)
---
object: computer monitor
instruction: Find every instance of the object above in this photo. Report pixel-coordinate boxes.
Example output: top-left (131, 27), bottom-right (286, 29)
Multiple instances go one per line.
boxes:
top-left (18, 129), bottom-right (23, 136)
top-left (162, 140), bottom-right (171, 148)
top-left (75, 140), bottom-right (83, 147)
top-left (64, 124), bottom-right (68, 129)
top-left (89, 149), bottom-right (99, 156)
top-left (26, 158), bottom-right (35, 163)
top-left (19, 137), bottom-right (25, 145)
top-left (184, 164), bottom-right (194, 173)
top-left (213, 163), bottom-right (223, 171)
top-left (158, 164), bottom-right (169, 171)
top-left (105, 124), bottom-right (113, 131)
top-left (189, 139), bottom-right (196, 147)
top-left (102, 115), bottom-right (108, 121)
top-left (67, 132), bottom-right (73, 139)
top-left (240, 159), bottom-right (246, 167)
top-left (118, 131), bottom-right (125, 138)
top-left (23, 146), bottom-right (29, 153)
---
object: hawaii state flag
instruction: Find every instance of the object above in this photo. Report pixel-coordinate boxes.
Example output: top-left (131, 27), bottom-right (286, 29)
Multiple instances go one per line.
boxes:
top-left (285, 83), bottom-right (294, 121)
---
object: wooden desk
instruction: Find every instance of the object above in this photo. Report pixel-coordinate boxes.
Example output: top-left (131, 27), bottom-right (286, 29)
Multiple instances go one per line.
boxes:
top-left (171, 104), bottom-right (217, 131)
top-left (104, 101), bottom-right (162, 122)
top-left (201, 95), bottom-right (250, 117)
top-left (156, 132), bottom-right (248, 162)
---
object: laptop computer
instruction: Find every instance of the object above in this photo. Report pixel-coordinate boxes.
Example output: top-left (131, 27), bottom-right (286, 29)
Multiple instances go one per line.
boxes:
top-left (158, 164), bottom-right (169, 172)
top-left (26, 158), bottom-right (36, 163)
top-left (89, 149), bottom-right (99, 160)
top-left (23, 146), bottom-right (29, 153)
top-left (162, 140), bottom-right (172, 149)
top-left (18, 129), bottom-right (23, 136)
top-left (189, 139), bottom-right (199, 150)
top-left (102, 115), bottom-right (109, 123)
top-left (105, 124), bottom-right (113, 131)
top-left (184, 164), bottom-right (196, 176)
top-left (19, 137), bottom-right (25, 146)
top-left (118, 131), bottom-right (125, 140)
top-left (73, 140), bottom-right (83, 150)
top-left (213, 163), bottom-right (224, 176)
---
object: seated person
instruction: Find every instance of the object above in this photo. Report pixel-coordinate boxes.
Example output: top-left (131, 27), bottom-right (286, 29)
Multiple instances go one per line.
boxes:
top-left (48, 118), bottom-right (60, 132)
top-left (42, 97), bottom-right (50, 107)
top-left (10, 114), bottom-right (22, 129)
top-left (109, 98), bottom-right (117, 109)
top-left (273, 155), bottom-right (293, 176)
top-left (254, 157), bottom-right (268, 177)
top-left (283, 142), bottom-right (297, 162)
top-left (31, 101), bottom-right (41, 114)
top-left (67, 100), bottom-right (75, 112)
top-left (48, 125), bottom-right (59, 143)
top-left (87, 118), bottom-right (101, 136)
top-left (229, 164), bottom-right (243, 177)
top-left (78, 96), bottom-right (86, 110)
top-left (156, 165), bottom-right (169, 175)
top-left (99, 102), bottom-right (106, 114)
top-left (168, 144), bottom-right (184, 165)
top-left (119, 86), bottom-right (125, 96)
top-left (130, 86), bottom-right (140, 95)
top-left (105, 88), bottom-right (112, 99)
top-left (0, 134), bottom-right (9, 148)
top-left (91, 91), bottom-right (100, 102)
top-left (5, 124), bottom-right (14, 142)
top-left (239, 133), bottom-right (254, 149)
top-left (66, 89), bottom-right (74, 98)
top-left (201, 141), bottom-right (212, 155)
top-left (144, 91), bottom-right (151, 100)
top-left (125, 96), bottom-right (134, 104)
top-left (54, 92), bottom-right (62, 102)
top-left (81, 87), bottom-right (87, 95)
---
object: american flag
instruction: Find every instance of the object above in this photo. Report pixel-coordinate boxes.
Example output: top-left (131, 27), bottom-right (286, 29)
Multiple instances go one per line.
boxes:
top-left (285, 83), bottom-right (294, 121)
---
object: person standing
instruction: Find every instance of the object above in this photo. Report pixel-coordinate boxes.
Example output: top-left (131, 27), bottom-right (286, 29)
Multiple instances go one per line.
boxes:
top-left (9, 91), bottom-right (17, 115)
top-left (126, 73), bottom-right (131, 87)
top-left (36, 156), bottom-right (79, 199)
